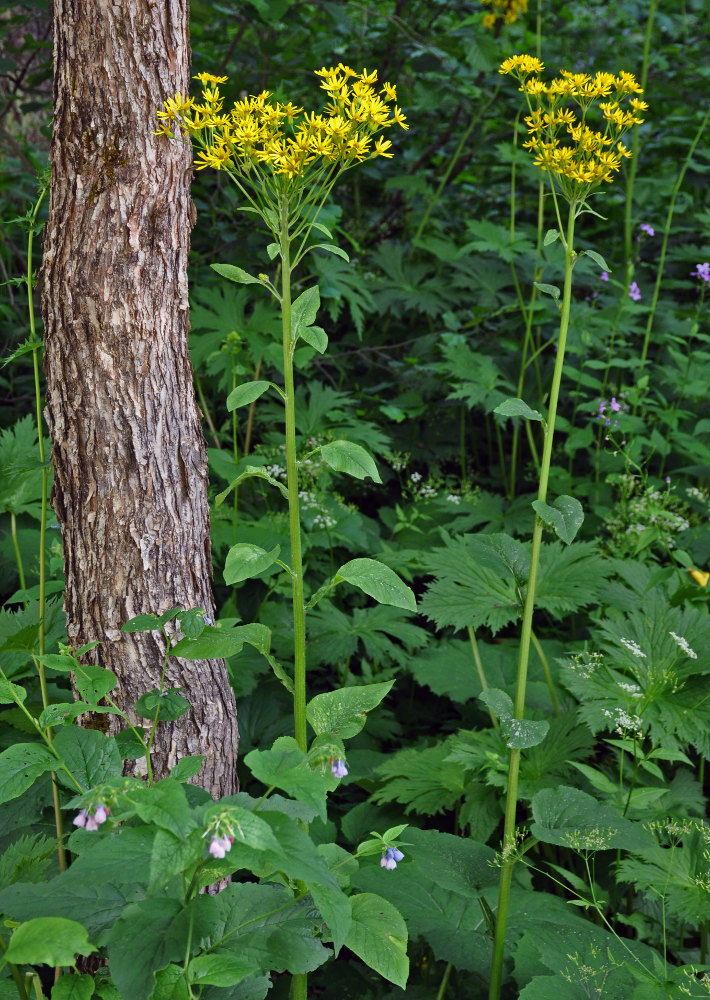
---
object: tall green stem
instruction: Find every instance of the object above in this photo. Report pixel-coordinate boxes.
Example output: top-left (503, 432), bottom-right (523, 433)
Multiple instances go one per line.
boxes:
top-left (279, 203), bottom-right (308, 756)
top-left (280, 200), bottom-right (308, 1000)
top-left (488, 202), bottom-right (576, 1000)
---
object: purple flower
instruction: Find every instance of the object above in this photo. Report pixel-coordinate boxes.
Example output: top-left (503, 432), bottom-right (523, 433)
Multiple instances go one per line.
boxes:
top-left (610, 397), bottom-right (621, 412)
top-left (691, 263), bottom-right (710, 284)
top-left (640, 223), bottom-right (655, 236)
top-left (628, 281), bottom-right (642, 301)
top-left (600, 271), bottom-right (609, 282)
top-left (381, 846), bottom-right (404, 869)
top-left (331, 759), bottom-right (348, 779)
top-left (73, 810), bottom-right (88, 828)
top-left (74, 803), bottom-right (109, 831)
top-left (85, 815), bottom-right (99, 832)
top-left (202, 614), bottom-right (214, 626)
top-left (93, 804), bottom-right (109, 825)
top-left (208, 835), bottom-right (233, 859)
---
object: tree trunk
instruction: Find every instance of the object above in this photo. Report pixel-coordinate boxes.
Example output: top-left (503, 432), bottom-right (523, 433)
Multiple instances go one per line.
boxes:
top-left (40, 0), bottom-right (238, 797)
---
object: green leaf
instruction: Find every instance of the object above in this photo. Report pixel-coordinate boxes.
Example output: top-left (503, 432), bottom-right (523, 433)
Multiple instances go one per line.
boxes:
top-left (493, 398), bottom-right (543, 421)
top-left (187, 953), bottom-right (259, 987)
top-left (345, 893), bottom-right (408, 989)
top-left (215, 465), bottom-right (289, 506)
top-left (336, 558), bottom-right (416, 612)
top-left (321, 440), bottom-right (381, 482)
top-left (171, 755), bottom-right (205, 781)
top-left (212, 263), bottom-right (264, 285)
top-left (52, 727), bottom-right (122, 790)
top-left (290, 285), bottom-right (320, 340)
top-left (543, 228), bottom-right (560, 246)
top-left (531, 785), bottom-right (654, 852)
top-left (5, 917), bottom-right (96, 966)
top-left (0, 743), bottom-right (61, 804)
top-left (107, 898), bottom-right (189, 999)
top-left (310, 880), bottom-right (352, 956)
top-left (306, 681), bottom-right (395, 739)
top-left (74, 663), bottom-right (117, 703)
top-left (39, 702), bottom-right (95, 728)
top-left (130, 779), bottom-right (195, 839)
top-left (266, 242), bottom-right (280, 260)
top-left (583, 248), bottom-right (611, 272)
top-left (226, 381), bottom-right (273, 410)
top-left (533, 281), bottom-right (561, 301)
top-left (170, 623), bottom-right (272, 661)
top-left (244, 737), bottom-right (332, 821)
top-left (51, 973), bottom-right (95, 1000)
top-left (299, 325), bottom-right (328, 353)
top-left (114, 726), bottom-right (147, 759)
top-left (505, 718), bottom-right (550, 749)
top-left (532, 495), bottom-right (584, 544)
top-left (0, 677), bottom-right (26, 704)
top-left (135, 688), bottom-right (191, 722)
top-left (310, 243), bottom-right (350, 262)
top-left (224, 543), bottom-right (281, 585)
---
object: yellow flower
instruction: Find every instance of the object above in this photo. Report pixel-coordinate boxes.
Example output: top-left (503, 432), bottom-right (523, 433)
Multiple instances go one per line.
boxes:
top-left (373, 136), bottom-right (393, 158)
top-left (193, 72), bottom-right (228, 85)
top-left (500, 54), bottom-right (544, 77)
top-left (381, 82), bottom-right (397, 102)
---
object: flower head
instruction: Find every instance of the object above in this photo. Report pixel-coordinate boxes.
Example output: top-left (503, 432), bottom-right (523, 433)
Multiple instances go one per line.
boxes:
top-left (639, 223), bottom-right (655, 236)
top-left (74, 803), bottom-right (109, 831)
top-left (691, 262), bottom-right (710, 284)
top-left (208, 835), bottom-right (234, 859)
top-left (628, 281), bottom-right (641, 301)
top-left (380, 846), bottom-right (405, 869)
top-left (600, 271), bottom-right (609, 281)
top-left (331, 758), bottom-right (348, 779)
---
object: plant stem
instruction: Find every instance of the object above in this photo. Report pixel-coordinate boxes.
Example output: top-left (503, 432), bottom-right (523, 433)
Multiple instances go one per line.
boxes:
top-left (467, 626), bottom-right (498, 731)
top-left (488, 201), bottom-right (576, 1000)
top-left (435, 961), bottom-right (453, 1000)
top-left (623, 0), bottom-right (656, 277)
top-left (10, 512), bottom-right (26, 594)
top-left (530, 629), bottom-right (559, 716)
top-left (280, 202), bottom-right (308, 755)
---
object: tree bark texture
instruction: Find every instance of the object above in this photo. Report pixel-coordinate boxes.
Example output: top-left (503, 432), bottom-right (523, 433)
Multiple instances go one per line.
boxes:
top-left (41, 0), bottom-right (239, 797)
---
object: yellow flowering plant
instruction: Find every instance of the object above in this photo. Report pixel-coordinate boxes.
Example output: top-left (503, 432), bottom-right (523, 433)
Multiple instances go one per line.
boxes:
top-left (480, 0), bottom-right (528, 30)
top-left (488, 55), bottom-right (648, 1000)
top-left (156, 67), bottom-right (412, 1000)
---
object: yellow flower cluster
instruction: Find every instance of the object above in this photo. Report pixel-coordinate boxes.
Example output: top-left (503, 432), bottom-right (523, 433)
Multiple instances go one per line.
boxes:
top-left (481, 0), bottom-right (528, 29)
top-left (155, 66), bottom-right (407, 182)
top-left (499, 55), bottom-right (648, 199)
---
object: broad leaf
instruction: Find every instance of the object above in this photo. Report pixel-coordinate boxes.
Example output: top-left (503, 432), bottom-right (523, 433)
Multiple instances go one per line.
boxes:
top-left (53, 727), bottom-right (122, 790)
top-left (493, 398), bottom-right (543, 422)
top-left (212, 263), bottom-right (263, 285)
top-left (224, 543), bottom-right (280, 585)
top-left (336, 558), bottom-right (416, 612)
top-left (306, 681), bottom-right (394, 739)
top-left (226, 381), bottom-right (273, 410)
top-left (345, 893), bottom-right (408, 989)
top-left (0, 743), bottom-right (61, 804)
top-left (244, 737), bottom-right (332, 821)
top-left (532, 495), bottom-right (584, 545)
top-left (5, 917), bottom-right (96, 966)
top-left (531, 785), bottom-right (653, 852)
top-left (321, 441), bottom-right (381, 482)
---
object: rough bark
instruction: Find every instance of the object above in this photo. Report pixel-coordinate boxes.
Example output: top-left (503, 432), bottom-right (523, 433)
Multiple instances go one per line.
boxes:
top-left (40, 0), bottom-right (238, 797)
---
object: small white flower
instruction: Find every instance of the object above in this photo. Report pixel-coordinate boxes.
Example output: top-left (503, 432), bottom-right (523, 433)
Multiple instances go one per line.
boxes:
top-left (618, 681), bottom-right (643, 698)
top-left (410, 471), bottom-right (422, 483)
top-left (669, 631), bottom-right (697, 659)
top-left (619, 637), bottom-right (646, 658)
top-left (446, 494), bottom-right (461, 504)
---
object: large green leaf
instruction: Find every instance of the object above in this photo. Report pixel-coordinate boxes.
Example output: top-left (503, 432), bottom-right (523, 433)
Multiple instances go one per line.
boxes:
top-left (335, 558), bottom-right (416, 612)
top-left (290, 285), bottom-right (320, 339)
top-left (306, 681), bottom-right (394, 739)
top-left (344, 893), bottom-right (408, 989)
top-left (321, 441), bottom-right (382, 482)
top-left (224, 544), bottom-right (281, 585)
top-left (532, 495), bottom-right (584, 545)
top-left (0, 743), bottom-right (61, 805)
top-left (170, 623), bottom-right (271, 661)
top-left (5, 917), bottom-right (96, 966)
top-left (51, 974), bottom-right (95, 1000)
top-left (244, 737), bottom-right (333, 821)
top-left (52, 727), bottom-right (122, 790)
top-left (531, 786), bottom-right (654, 852)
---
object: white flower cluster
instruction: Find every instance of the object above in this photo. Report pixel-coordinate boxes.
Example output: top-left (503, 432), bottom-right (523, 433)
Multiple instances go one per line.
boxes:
top-left (618, 680), bottom-right (643, 698)
top-left (446, 494), bottom-right (461, 504)
top-left (568, 650), bottom-right (604, 679)
top-left (265, 463), bottom-right (286, 479)
top-left (619, 636), bottom-right (646, 659)
top-left (603, 707), bottom-right (645, 740)
top-left (669, 630), bottom-right (697, 659)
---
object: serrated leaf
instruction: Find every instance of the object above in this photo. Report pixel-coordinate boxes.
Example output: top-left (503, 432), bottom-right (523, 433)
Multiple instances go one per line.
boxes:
top-left (226, 381), bottom-right (273, 410)
top-left (306, 681), bottom-right (394, 739)
top-left (0, 743), bottom-right (61, 804)
top-left (135, 688), bottom-right (190, 722)
top-left (224, 543), bottom-right (281, 585)
top-left (533, 281), bottom-right (561, 301)
top-left (244, 737), bottom-right (332, 821)
top-left (336, 558), bottom-right (416, 612)
top-left (5, 918), bottom-right (96, 967)
top-left (212, 263), bottom-right (263, 285)
top-left (532, 495), bottom-right (584, 544)
top-left (321, 440), bottom-right (381, 482)
top-left (493, 397), bottom-right (543, 421)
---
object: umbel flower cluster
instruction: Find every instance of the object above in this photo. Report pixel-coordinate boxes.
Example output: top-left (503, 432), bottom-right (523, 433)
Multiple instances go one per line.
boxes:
top-left (155, 66), bottom-right (408, 188)
top-left (499, 54), bottom-right (648, 201)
